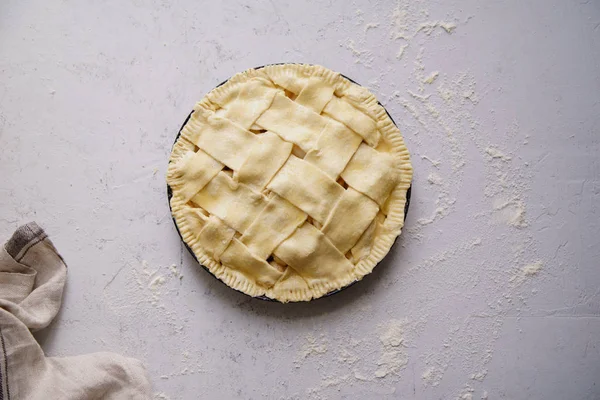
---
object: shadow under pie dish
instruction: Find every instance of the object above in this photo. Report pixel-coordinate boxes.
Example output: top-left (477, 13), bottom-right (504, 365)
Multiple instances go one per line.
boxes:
top-left (167, 64), bottom-right (413, 303)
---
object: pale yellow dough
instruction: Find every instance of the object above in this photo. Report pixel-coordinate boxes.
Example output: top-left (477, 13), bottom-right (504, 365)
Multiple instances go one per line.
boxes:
top-left (167, 64), bottom-right (412, 302)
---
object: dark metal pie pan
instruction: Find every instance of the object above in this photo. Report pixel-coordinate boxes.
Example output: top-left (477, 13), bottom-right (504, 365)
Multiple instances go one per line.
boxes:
top-left (167, 64), bottom-right (411, 302)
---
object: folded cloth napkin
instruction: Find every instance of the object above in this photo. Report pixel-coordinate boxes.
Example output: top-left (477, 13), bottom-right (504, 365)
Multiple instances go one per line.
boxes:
top-left (0, 222), bottom-right (151, 399)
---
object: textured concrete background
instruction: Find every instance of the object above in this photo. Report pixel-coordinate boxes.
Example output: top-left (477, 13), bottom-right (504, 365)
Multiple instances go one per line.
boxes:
top-left (1, 0), bottom-right (599, 399)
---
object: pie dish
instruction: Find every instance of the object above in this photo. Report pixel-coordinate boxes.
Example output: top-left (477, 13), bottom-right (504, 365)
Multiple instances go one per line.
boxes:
top-left (167, 64), bottom-right (412, 302)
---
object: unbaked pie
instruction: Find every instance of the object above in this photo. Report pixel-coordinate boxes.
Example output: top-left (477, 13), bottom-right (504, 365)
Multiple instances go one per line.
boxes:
top-left (167, 64), bottom-right (412, 302)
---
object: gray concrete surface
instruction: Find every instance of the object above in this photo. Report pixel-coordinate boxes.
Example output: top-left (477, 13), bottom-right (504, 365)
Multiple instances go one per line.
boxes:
top-left (1, 0), bottom-right (599, 399)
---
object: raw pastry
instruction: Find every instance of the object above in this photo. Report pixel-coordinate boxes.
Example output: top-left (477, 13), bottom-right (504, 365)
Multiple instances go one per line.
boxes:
top-left (167, 64), bottom-right (412, 302)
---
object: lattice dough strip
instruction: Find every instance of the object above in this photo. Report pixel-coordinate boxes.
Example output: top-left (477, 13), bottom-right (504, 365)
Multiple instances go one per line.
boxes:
top-left (340, 143), bottom-right (399, 206)
top-left (237, 131), bottom-right (293, 190)
top-left (267, 155), bottom-right (345, 224)
top-left (255, 93), bottom-right (328, 152)
top-left (183, 109), bottom-right (258, 171)
top-left (273, 222), bottom-right (354, 287)
top-left (323, 96), bottom-right (380, 147)
top-left (240, 194), bottom-right (307, 260)
top-left (321, 187), bottom-right (379, 254)
top-left (168, 149), bottom-right (224, 203)
top-left (197, 215), bottom-right (236, 262)
top-left (261, 64), bottom-right (346, 96)
top-left (303, 119), bottom-right (362, 178)
top-left (275, 267), bottom-right (310, 293)
top-left (191, 172), bottom-right (268, 234)
top-left (221, 77), bottom-right (278, 130)
top-left (220, 239), bottom-right (283, 289)
top-left (295, 76), bottom-right (336, 113)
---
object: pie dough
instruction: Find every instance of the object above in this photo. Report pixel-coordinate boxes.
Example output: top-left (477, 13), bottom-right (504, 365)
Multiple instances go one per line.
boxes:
top-left (167, 64), bottom-right (412, 302)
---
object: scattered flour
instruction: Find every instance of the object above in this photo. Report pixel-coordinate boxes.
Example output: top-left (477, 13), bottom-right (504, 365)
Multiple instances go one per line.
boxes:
top-left (295, 334), bottom-right (328, 367)
top-left (416, 20), bottom-right (457, 35)
top-left (353, 371), bottom-right (371, 381)
top-left (422, 366), bottom-right (444, 387)
top-left (396, 43), bottom-right (409, 60)
top-left (421, 155), bottom-right (440, 167)
top-left (423, 71), bottom-right (440, 84)
top-left (321, 374), bottom-right (350, 388)
top-left (364, 22), bottom-right (379, 32)
top-left (102, 259), bottom-right (205, 393)
top-left (510, 261), bottom-right (544, 285)
top-left (389, 4), bottom-right (410, 40)
top-left (389, 1), bottom-right (456, 40)
top-left (470, 370), bottom-right (488, 382)
top-left (396, 95), bottom-right (428, 127)
top-left (457, 385), bottom-right (476, 400)
top-left (375, 320), bottom-right (409, 378)
top-left (440, 22), bottom-right (457, 33)
top-left (485, 146), bottom-right (512, 161)
top-left (343, 39), bottom-right (375, 67)
top-left (337, 346), bottom-right (360, 365)
top-left (298, 318), bottom-right (423, 399)
top-left (522, 260), bottom-right (543, 276)
top-left (493, 198), bottom-right (528, 228)
top-left (168, 263), bottom-right (183, 279)
top-left (427, 172), bottom-right (443, 185)
top-left (149, 275), bottom-right (166, 290)
top-left (354, 9), bottom-right (364, 25)
top-left (523, 261), bottom-right (544, 276)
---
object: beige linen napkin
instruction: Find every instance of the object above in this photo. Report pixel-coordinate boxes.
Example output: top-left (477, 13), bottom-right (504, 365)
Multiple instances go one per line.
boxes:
top-left (0, 222), bottom-right (151, 399)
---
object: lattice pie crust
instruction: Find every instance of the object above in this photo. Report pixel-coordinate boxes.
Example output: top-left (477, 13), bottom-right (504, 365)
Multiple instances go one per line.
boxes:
top-left (167, 64), bottom-right (412, 302)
